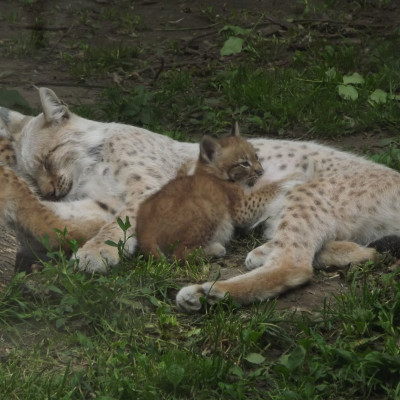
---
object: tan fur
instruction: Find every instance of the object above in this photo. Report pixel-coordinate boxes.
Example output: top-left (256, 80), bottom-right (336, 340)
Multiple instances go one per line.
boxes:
top-left (314, 240), bottom-right (378, 268)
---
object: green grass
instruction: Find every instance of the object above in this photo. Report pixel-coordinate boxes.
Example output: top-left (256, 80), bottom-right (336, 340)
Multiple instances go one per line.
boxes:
top-left (62, 43), bottom-right (140, 80)
top-left (1, 246), bottom-right (399, 399)
top-left (70, 27), bottom-right (400, 140)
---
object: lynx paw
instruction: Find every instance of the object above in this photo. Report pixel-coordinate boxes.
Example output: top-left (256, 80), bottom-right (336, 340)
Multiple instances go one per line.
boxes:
top-left (176, 282), bottom-right (225, 312)
top-left (176, 284), bottom-right (205, 312)
top-left (74, 246), bottom-right (117, 273)
top-left (245, 243), bottom-right (272, 270)
top-left (74, 237), bottom-right (137, 273)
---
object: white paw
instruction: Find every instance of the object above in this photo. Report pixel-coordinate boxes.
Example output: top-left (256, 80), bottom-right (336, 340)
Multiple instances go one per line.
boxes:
top-left (123, 236), bottom-right (137, 255)
top-left (176, 284), bottom-right (204, 312)
top-left (245, 244), bottom-right (271, 270)
top-left (74, 245), bottom-right (119, 274)
top-left (204, 242), bottom-right (226, 258)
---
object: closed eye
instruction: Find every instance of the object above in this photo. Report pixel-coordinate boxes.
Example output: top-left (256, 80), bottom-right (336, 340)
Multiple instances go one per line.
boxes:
top-left (239, 161), bottom-right (251, 168)
top-left (43, 157), bottom-right (52, 171)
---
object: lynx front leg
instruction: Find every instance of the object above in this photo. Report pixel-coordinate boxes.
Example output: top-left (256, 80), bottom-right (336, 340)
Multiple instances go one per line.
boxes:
top-left (0, 166), bottom-right (106, 251)
top-left (75, 207), bottom-right (138, 273)
top-left (176, 249), bottom-right (314, 312)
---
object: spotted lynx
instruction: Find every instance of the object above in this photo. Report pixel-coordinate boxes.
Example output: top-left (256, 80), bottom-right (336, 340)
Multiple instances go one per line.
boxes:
top-left (0, 88), bottom-right (396, 312)
top-left (137, 127), bottom-right (312, 263)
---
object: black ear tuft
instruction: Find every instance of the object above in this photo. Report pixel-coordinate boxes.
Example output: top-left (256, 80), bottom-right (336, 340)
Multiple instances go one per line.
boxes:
top-left (199, 135), bottom-right (221, 164)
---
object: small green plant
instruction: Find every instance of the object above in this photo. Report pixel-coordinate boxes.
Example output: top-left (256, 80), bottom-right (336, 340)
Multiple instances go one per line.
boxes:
top-left (105, 216), bottom-right (133, 261)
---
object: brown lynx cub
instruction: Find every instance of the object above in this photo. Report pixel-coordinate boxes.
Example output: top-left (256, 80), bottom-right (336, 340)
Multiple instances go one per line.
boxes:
top-left (136, 126), bottom-right (311, 263)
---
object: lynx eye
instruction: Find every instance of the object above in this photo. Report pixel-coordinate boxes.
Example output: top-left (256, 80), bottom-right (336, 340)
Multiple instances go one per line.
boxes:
top-left (239, 161), bottom-right (251, 168)
top-left (43, 157), bottom-right (51, 171)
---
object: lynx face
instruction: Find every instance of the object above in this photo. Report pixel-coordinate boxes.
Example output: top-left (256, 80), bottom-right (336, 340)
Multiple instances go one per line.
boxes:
top-left (198, 134), bottom-right (264, 187)
top-left (35, 158), bottom-right (73, 200)
top-left (32, 144), bottom-right (81, 199)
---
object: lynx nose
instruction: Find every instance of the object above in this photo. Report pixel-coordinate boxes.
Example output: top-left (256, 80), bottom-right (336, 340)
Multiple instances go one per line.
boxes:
top-left (256, 166), bottom-right (264, 177)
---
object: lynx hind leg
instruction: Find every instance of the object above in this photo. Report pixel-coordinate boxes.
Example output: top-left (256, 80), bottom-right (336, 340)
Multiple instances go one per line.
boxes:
top-left (171, 242), bottom-right (227, 265)
top-left (314, 241), bottom-right (378, 269)
top-left (138, 235), bottom-right (165, 261)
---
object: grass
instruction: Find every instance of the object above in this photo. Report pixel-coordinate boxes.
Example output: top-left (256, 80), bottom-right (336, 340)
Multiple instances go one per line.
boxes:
top-left (62, 43), bottom-right (141, 80)
top-left (1, 0), bottom-right (400, 399)
top-left (1, 246), bottom-right (399, 399)
top-left (69, 28), bottom-right (400, 140)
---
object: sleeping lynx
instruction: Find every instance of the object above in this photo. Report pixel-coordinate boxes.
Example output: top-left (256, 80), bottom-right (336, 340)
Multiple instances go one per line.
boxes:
top-left (137, 127), bottom-right (311, 263)
top-left (0, 88), bottom-right (396, 312)
top-left (0, 138), bottom-right (110, 254)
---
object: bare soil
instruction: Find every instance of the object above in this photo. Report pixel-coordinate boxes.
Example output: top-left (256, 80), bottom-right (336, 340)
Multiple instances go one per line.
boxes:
top-left (0, 0), bottom-right (398, 311)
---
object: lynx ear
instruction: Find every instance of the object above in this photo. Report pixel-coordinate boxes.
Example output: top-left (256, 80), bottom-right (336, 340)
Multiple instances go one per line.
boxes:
top-left (199, 135), bottom-right (221, 164)
top-left (0, 107), bottom-right (32, 140)
top-left (39, 87), bottom-right (69, 124)
top-left (230, 121), bottom-right (240, 137)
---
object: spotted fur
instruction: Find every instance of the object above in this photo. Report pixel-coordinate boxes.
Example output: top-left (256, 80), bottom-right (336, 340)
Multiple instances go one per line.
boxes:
top-left (0, 136), bottom-right (16, 167)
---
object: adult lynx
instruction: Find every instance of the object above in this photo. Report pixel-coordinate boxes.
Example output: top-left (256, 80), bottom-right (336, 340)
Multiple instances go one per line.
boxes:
top-left (0, 88), bottom-right (396, 312)
top-left (137, 127), bottom-right (312, 263)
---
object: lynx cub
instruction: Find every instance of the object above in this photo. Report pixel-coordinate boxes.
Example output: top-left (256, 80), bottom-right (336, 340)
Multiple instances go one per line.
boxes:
top-left (136, 126), bottom-right (311, 263)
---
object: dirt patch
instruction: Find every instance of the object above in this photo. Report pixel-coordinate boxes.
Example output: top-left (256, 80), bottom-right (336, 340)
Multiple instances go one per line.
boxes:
top-left (0, 0), bottom-right (295, 108)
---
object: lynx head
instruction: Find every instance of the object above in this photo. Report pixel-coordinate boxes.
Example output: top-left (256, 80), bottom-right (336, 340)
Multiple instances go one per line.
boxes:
top-left (197, 122), bottom-right (263, 187)
top-left (0, 88), bottom-right (94, 199)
